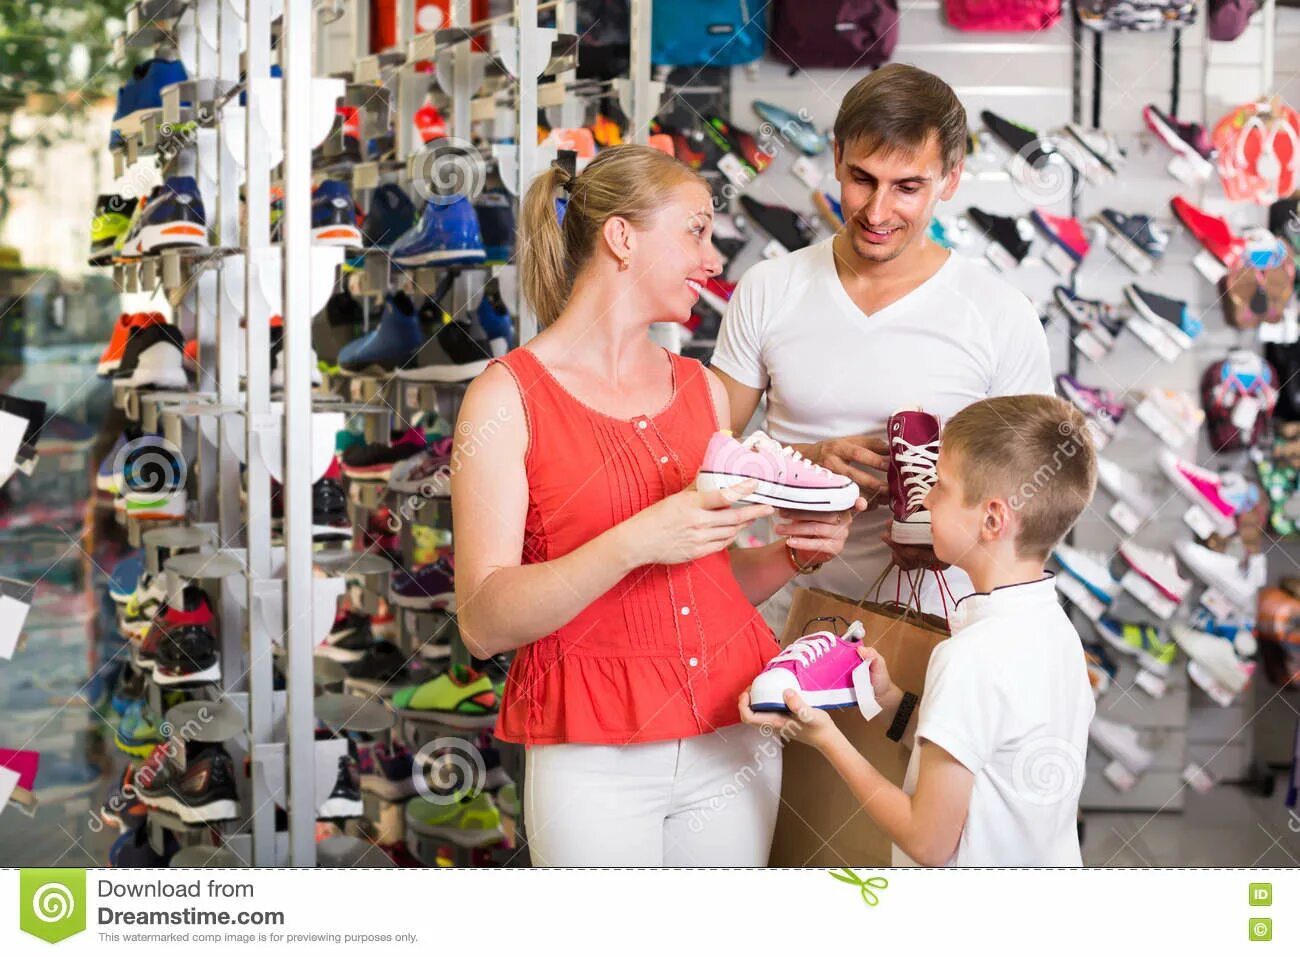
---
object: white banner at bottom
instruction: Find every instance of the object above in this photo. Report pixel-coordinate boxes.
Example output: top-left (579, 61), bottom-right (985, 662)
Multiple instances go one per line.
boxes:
top-left (1, 867), bottom-right (1294, 955)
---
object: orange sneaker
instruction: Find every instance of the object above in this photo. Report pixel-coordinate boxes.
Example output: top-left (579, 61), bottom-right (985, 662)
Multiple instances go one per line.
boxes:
top-left (99, 311), bottom-right (166, 377)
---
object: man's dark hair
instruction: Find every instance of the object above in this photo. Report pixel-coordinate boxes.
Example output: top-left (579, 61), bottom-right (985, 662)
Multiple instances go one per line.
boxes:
top-left (834, 64), bottom-right (969, 174)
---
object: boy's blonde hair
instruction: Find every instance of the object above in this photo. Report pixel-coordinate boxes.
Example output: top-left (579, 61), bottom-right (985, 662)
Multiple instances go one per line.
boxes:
top-left (941, 395), bottom-right (1096, 558)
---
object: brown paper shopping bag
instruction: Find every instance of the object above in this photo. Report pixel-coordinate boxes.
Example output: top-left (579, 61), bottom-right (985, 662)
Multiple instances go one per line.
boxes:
top-left (767, 569), bottom-right (952, 867)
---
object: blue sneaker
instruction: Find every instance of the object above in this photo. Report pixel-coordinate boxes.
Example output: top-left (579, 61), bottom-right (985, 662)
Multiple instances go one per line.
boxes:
top-left (114, 58), bottom-right (189, 137)
top-left (475, 189), bottom-right (515, 262)
top-left (310, 179), bottom-right (363, 247)
top-left (363, 183), bottom-right (416, 249)
top-left (391, 196), bottom-right (486, 267)
top-left (813, 191), bottom-right (843, 230)
top-left (477, 286), bottom-right (514, 349)
top-left (137, 176), bottom-right (207, 253)
top-left (110, 822), bottom-right (179, 866)
top-left (752, 101), bottom-right (828, 156)
top-left (115, 700), bottom-right (165, 757)
top-left (108, 551), bottom-right (144, 604)
top-left (338, 293), bottom-right (424, 372)
top-left (110, 82), bottom-right (135, 148)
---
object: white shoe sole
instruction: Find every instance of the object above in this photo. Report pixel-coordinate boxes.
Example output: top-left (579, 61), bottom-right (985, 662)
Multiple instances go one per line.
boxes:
top-left (1174, 548), bottom-right (1255, 609)
top-left (891, 517), bottom-right (933, 545)
top-left (392, 248), bottom-right (487, 267)
top-left (1157, 455), bottom-right (1236, 536)
top-left (748, 684), bottom-right (857, 711)
top-left (697, 470), bottom-right (858, 512)
top-left (173, 798), bottom-right (240, 824)
top-left (153, 661), bottom-right (221, 686)
top-left (388, 590), bottom-right (456, 612)
top-left (399, 359), bottom-right (491, 383)
top-left (1098, 218), bottom-right (1157, 273)
top-left (317, 796), bottom-right (364, 818)
top-left (138, 221), bottom-right (207, 253)
top-left (1089, 727), bottom-right (1153, 776)
top-left (388, 475), bottom-right (451, 496)
top-left (1125, 286), bottom-right (1193, 350)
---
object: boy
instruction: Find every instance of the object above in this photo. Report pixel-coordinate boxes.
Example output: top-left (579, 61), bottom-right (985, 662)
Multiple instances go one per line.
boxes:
top-left (741, 395), bottom-right (1097, 866)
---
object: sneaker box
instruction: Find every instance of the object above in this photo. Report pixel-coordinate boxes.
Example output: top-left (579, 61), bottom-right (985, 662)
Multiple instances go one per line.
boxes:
top-left (768, 579), bottom-right (950, 868)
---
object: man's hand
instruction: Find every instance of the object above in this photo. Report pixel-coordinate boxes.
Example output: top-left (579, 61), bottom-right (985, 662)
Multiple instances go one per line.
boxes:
top-left (739, 689), bottom-right (847, 751)
top-left (809, 435), bottom-right (889, 508)
top-left (881, 531), bottom-right (951, 572)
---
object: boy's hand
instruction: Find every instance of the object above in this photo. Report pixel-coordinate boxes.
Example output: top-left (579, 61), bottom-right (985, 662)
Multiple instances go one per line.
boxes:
top-left (857, 646), bottom-right (899, 708)
top-left (739, 689), bottom-right (846, 751)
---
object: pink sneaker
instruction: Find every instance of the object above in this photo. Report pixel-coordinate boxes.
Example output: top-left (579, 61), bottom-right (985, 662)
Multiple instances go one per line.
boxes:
top-left (697, 430), bottom-right (858, 511)
top-left (749, 621), bottom-right (880, 716)
top-left (888, 409), bottom-right (941, 544)
top-left (1157, 449), bottom-right (1237, 537)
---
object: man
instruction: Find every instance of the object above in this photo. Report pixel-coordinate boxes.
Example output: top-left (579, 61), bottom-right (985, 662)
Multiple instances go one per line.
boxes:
top-left (711, 64), bottom-right (1053, 620)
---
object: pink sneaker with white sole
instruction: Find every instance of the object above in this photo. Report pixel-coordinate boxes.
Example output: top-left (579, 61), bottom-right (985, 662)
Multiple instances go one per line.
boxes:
top-left (697, 430), bottom-right (858, 511)
top-left (748, 621), bottom-right (880, 717)
top-left (1157, 449), bottom-right (1238, 537)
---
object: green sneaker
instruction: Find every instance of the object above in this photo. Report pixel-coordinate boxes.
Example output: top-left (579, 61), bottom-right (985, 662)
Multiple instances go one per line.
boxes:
top-left (391, 664), bottom-right (497, 728)
top-left (89, 194), bottom-right (138, 265)
top-left (405, 791), bottom-right (504, 847)
top-left (1094, 615), bottom-right (1177, 676)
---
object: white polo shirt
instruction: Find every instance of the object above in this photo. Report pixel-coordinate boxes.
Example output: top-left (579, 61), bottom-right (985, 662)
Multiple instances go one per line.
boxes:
top-left (711, 238), bottom-right (1053, 618)
top-left (895, 575), bottom-right (1095, 866)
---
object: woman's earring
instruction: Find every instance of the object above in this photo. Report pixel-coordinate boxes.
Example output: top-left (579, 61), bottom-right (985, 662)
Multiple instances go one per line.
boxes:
top-left (619, 257), bottom-right (630, 271)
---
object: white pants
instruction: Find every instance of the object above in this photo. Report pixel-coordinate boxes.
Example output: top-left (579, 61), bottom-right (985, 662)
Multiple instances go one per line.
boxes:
top-left (524, 724), bottom-right (782, 866)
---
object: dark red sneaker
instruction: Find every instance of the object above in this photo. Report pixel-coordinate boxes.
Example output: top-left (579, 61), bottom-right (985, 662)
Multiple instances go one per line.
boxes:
top-left (887, 409), bottom-right (941, 546)
top-left (1170, 195), bottom-right (1244, 268)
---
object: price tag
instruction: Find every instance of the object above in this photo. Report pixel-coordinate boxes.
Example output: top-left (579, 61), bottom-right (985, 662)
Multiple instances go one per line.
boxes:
top-left (405, 385), bottom-right (421, 411)
top-left (350, 377), bottom-right (367, 402)
top-left (1044, 243), bottom-right (1079, 277)
top-left (1052, 572), bottom-right (1106, 621)
top-left (984, 241), bottom-right (1019, 272)
top-left (1230, 394), bottom-right (1261, 435)
top-left (1103, 759), bottom-right (1138, 792)
top-left (1167, 155), bottom-right (1207, 186)
top-left (1182, 762), bottom-right (1217, 794)
top-left (0, 595), bottom-right (30, 660)
top-left (1193, 249), bottom-right (1229, 285)
top-left (1259, 302), bottom-right (1300, 344)
top-left (1109, 501), bottom-right (1141, 535)
top-left (1073, 329), bottom-right (1110, 362)
top-left (1121, 570), bottom-right (1178, 619)
top-left (761, 239), bottom-right (790, 260)
top-left (1186, 661), bottom-right (1237, 707)
top-left (1135, 669), bottom-right (1168, 698)
top-left (790, 156), bottom-right (825, 190)
top-left (716, 152), bottom-right (752, 190)
top-left (1125, 317), bottom-right (1182, 363)
top-left (1183, 505), bottom-right (1217, 540)
top-left (1199, 587), bottom-right (1237, 622)
top-left (1105, 233), bottom-right (1152, 274)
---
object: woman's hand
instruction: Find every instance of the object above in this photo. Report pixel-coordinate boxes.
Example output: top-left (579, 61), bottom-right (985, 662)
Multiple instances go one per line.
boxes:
top-left (775, 499), bottom-right (867, 567)
top-left (616, 481), bottom-right (774, 567)
top-left (738, 689), bottom-right (846, 752)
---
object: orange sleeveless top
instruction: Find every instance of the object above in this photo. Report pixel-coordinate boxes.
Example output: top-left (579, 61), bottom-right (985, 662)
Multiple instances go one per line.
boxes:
top-left (490, 347), bottom-right (779, 746)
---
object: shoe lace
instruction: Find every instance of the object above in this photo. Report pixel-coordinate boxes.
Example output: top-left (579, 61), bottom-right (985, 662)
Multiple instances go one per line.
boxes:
top-left (771, 632), bottom-right (839, 667)
top-left (892, 436), bottom-right (939, 510)
top-left (746, 432), bottom-right (835, 476)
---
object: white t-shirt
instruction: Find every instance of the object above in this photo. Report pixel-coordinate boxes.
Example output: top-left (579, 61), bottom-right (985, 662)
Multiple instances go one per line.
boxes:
top-left (894, 576), bottom-right (1095, 867)
top-left (711, 238), bottom-right (1053, 619)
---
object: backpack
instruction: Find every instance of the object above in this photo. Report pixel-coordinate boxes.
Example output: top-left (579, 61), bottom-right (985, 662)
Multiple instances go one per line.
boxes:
top-left (1219, 231), bottom-right (1296, 328)
top-left (1213, 98), bottom-right (1300, 205)
top-left (945, 0), bottom-right (1061, 31)
top-left (1201, 351), bottom-right (1278, 452)
top-left (770, 0), bottom-right (899, 69)
top-left (1207, 0), bottom-right (1258, 40)
top-left (651, 0), bottom-right (766, 66)
top-left (1076, 0), bottom-right (1198, 31)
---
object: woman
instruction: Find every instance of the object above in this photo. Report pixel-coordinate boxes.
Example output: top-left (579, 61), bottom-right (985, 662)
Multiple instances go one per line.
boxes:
top-left (452, 145), bottom-right (863, 866)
